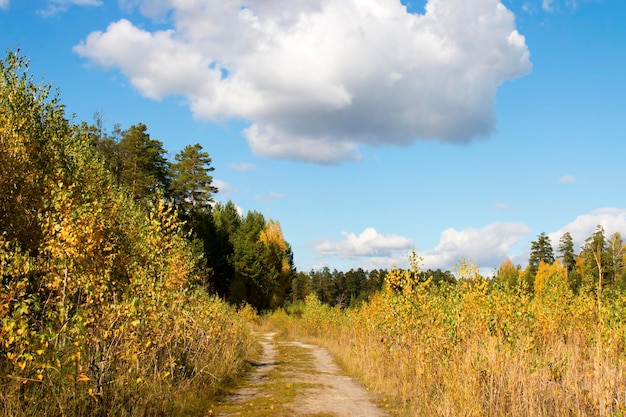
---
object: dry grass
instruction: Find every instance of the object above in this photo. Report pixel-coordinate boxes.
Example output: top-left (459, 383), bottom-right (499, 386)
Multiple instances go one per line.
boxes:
top-left (267, 276), bottom-right (626, 417)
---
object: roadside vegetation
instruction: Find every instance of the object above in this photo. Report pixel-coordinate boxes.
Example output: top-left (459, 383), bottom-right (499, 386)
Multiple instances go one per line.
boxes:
top-left (0, 50), bottom-right (263, 416)
top-left (268, 250), bottom-right (626, 417)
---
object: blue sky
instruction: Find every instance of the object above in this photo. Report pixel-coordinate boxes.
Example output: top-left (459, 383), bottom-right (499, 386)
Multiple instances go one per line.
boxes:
top-left (1, 0), bottom-right (625, 274)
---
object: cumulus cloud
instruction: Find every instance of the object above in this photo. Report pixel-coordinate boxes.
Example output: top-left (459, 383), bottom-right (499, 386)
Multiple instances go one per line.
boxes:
top-left (548, 208), bottom-right (626, 251)
top-left (422, 222), bottom-right (531, 270)
top-left (314, 227), bottom-right (414, 260)
top-left (75, 0), bottom-right (531, 163)
top-left (39, 0), bottom-right (102, 16)
top-left (560, 175), bottom-right (576, 183)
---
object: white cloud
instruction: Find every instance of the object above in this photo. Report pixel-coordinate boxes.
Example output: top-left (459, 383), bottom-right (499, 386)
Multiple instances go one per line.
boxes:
top-left (311, 209), bottom-right (626, 273)
top-left (422, 222), bottom-right (531, 270)
top-left (228, 162), bottom-right (256, 171)
top-left (314, 227), bottom-right (414, 260)
top-left (548, 208), bottom-right (626, 252)
top-left (75, 0), bottom-right (531, 163)
top-left (39, 0), bottom-right (102, 16)
top-left (212, 179), bottom-right (233, 197)
top-left (560, 175), bottom-right (576, 183)
top-left (0, 0), bottom-right (9, 10)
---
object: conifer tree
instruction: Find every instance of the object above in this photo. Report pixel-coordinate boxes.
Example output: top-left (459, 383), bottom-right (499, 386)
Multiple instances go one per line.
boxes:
top-left (606, 232), bottom-right (625, 288)
top-left (528, 232), bottom-right (555, 276)
top-left (170, 143), bottom-right (217, 213)
top-left (558, 232), bottom-right (577, 273)
top-left (580, 225), bottom-right (609, 292)
top-left (117, 123), bottom-right (170, 201)
top-left (558, 231), bottom-right (581, 291)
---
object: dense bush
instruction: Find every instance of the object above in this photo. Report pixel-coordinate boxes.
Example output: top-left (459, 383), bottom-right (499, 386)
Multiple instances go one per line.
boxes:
top-left (1, 50), bottom-right (252, 416)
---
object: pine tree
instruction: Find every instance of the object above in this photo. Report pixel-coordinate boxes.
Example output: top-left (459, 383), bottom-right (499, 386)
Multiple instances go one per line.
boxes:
top-left (558, 232), bottom-right (576, 272)
top-left (558, 231), bottom-right (581, 291)
top-left (528, 232), bottom-right (555, 276)
top-left (606, 232), bottom-right (625, 288)
top-left (580, 225), bottom-right (608, 292)
top-left (169, 143), bottom-right (217, 213)
top-left (117, 123), bottom-right (170, 201)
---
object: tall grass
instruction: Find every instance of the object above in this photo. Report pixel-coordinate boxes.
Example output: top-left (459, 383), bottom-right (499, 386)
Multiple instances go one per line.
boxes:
top-left (268, 264), bottom-right (626, 416)
top-left (0, 286), bottom-right (254, 417)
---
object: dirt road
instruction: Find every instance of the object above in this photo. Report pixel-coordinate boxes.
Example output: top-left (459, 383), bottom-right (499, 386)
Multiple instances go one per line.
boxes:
top-left (211, 332), bottom-right (389, 417)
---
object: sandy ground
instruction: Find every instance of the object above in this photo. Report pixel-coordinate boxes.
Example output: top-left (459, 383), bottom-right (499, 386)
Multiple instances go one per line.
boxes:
top-left (219, 332), bottom-right (388, 417)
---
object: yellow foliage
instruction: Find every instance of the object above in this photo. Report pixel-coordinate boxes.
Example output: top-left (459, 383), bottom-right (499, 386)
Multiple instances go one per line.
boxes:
top-left (534, 260), bottom-right (569, 297)
top-left (1, 50), bottom-right (253, 416)
top-left (259, 219), bottom-right (288, 253)
top-left (268, 255), bottom-right (626, 417)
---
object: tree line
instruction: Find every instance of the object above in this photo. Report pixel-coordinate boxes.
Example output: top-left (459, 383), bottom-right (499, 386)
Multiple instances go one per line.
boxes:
top-left (288, 267), bottom-right (455, 308)
top-left (76, 108), bottom-right (296, 311)
top-left (496, 227), bottom-right (626, 296)
top-left (291, 228), bottom-right (625, 309)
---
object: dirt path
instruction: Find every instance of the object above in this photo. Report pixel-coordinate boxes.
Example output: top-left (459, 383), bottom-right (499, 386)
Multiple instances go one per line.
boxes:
top-left (211, 332), bottom-right (389, 417)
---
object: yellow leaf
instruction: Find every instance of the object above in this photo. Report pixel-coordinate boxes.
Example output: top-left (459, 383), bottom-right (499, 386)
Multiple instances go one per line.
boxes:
top-left (77, 373), bottom-right (90, 382)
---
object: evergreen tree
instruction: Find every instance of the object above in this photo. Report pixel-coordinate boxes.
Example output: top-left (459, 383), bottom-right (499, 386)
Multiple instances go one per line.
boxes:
top-left (607, 232), bottom-right (625, 288)
top-left (170, 143), bottom-right (217, 213)
top-left (291, 271), bottom-right (311, 303)
top-left (206, 201), bottom-right (242, 298)
top-left (344, 268), bottom-right (366, 305)
top-left (580, 225), bottom-right (608, 292)
top-left (420, 268), bottom-right (456, 285)
top-left (230, 211), bottom-right (267, 308)
top-left (310, 267), bottom-right (335, 305)
top-left (558, 231), bottom-right (581, 292)
top-left (557, 232), bottom-right (577, 273)
top-left (117, 123), bottom-right (170, 201)
top-left (93, 123), bottom-right (124, 176)
top-left (528, 232), bottom-right (555, 276)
